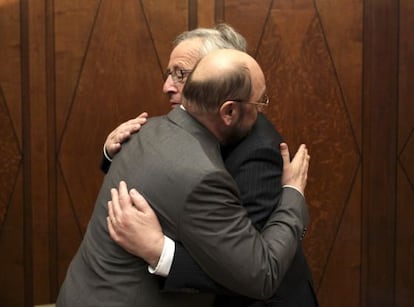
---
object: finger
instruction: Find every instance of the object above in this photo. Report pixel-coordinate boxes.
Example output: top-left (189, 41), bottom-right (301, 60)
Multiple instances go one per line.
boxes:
top-left (114, 132), bottom-right (131, 145)
top-left (280, 142), bottom-right (290, 167)
top-left (118, 181), bottom-right (131, 209)
top-left (107, 216), bottom-right (118, 242)
top-left (110, 188), bottom-right (121, 220)
top-left (129, 188), bottom-right (152, 213)
top-left (117, 123), bottom-right (134, 136)
top-left (137, 112), bottom-right (148, 119)
top-left (107, 143), bottom-right (121, 157)
top-left (124, 120), bottom-right (140, 129)
top-left (302, 146), bottom-right (309, 166)
top-left (115, 128), bottom-right (132, 140)
top-left (136, 112), bottom-right (148, 123)
top-left (127, 117), bottom-right (146, 127)
top-left (302, 149), bottom-right (309, 166)
top-left (108, 200), bottom-right (115, 220)
top-left (305, 152), bottom-right (310, 173)
top-left (119, 122), bottom-right (141, 136)
top-left (294, 144), bottom-right (306, 164)
top-left (128, 124), bottom-right (142, 134)
top-left (297, 147), bottom-right (308, 172)
top-left (301, 148), bottom-right (310, 181)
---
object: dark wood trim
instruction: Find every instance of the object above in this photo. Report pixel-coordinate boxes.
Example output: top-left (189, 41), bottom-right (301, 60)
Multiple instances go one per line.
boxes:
top-left (188, 0), bottom-right (198, 29)
top-left (214, 0), bottom-right (224, 24)
top-left (362, 0), bottom-right (399, 306)
top-left (20, 0), bottom-right (33, 305)
top-left (46, 0), bottom-right (58, 300)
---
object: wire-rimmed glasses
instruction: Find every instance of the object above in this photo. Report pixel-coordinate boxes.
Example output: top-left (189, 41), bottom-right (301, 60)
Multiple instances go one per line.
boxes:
top-left (233, 93), bottom-right (270, 107)
top-left (164, 68), bottom-right (193, 83)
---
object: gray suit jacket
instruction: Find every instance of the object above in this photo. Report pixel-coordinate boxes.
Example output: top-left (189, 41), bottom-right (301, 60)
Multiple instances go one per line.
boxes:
top-left (56, 107), bottom-right (308, 307)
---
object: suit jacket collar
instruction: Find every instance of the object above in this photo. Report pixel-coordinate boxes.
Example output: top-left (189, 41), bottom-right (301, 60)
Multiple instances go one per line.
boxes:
top-left (166, 107), bottom-right (216, 143)
top-left (167, 106), bottom-right (221, 159)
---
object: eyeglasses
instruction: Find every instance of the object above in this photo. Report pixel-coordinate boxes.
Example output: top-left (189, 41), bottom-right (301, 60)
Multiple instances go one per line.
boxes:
top-left (164, 68), bottom-right (193, 83)
top-left (234, 94), bottom-right (270, 107)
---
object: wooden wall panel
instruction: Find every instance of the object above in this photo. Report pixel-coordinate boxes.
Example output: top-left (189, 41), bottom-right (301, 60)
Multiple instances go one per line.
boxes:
top-left (0, 0), bottom-right (23, 215)
top-left (0, 0), bottom-right (23, 147)
top-left (55, 0), bottom-right (189, 289)
top-left (197, 0), bottom-right (214, 28)
top-left (223, 0), bottom-right (272, 57)
top-left (0, 0), bottom-right (413, 306)
top-left (396, 0), bottom-right (414, 305)
top-left (54, 0), bottom-right (100, 141)
top-left (0, 0), bottom-right (25, 305)
top-left (316, 0), bottom-right (363, 148)
top-left (262, 1), bottom-right (359, 289)
top-left (362, 0), bottom-right (399, 306)
top-left (224, 4), bottom-right (362, 305)
top-left (318, 169), bottom-right (361, 306)
top-left (396, 174), bottom-right (414, 306)
top-left (57, 0), bottom-right (185, 233)
top-left (56, 170), bottom-right (83, 284)
top-left (27, 0), bottom-right (51, 303)
top-left (55, 0), bottom-right (189, 298)
top-left (141, 0), bottom-right (188, 69)
top-left (398, 0), bottom-right (414, 146)
top-left (0, 175), bottom-right (24, 306)
top-left (312, 0), bottom-right (363, 303)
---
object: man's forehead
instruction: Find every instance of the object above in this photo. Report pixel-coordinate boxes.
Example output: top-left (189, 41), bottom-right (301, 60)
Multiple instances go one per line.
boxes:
top-left (167, 39), bottom-right (202, 69)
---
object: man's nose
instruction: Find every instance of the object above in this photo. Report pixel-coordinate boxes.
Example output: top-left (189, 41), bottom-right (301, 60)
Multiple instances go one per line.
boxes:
top-left (162, 75), bottom-right (177, 93)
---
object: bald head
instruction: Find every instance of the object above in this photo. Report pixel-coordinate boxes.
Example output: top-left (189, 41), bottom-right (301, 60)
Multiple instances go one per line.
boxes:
top-left (182, 49), bottom-right (265, 112)
top-left (193, 49), bottom-right (247, 79)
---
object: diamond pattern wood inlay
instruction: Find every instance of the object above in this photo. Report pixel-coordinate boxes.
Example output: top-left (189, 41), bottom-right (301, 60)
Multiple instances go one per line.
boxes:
top-left (0, 87), bottom-right (21, 227)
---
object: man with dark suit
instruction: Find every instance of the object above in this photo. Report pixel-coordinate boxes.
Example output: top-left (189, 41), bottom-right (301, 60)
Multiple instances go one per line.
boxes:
top-left (163, 112), bottom-right (318, 307)
top-left (57, 48), bottom-right (309, 306)
top-left (103, 25), bottom-right (318, 306)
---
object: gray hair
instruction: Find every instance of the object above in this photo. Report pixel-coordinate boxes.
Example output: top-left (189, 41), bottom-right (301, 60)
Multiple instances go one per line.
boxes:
top-left (173, 23), bottom-right (247, 58)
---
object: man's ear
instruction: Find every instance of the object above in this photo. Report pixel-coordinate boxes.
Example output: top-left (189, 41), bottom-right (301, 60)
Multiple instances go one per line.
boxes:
top-left (219, 101), bottom-right (240, 126)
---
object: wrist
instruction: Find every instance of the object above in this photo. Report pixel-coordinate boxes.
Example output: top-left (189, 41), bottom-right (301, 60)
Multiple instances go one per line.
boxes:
top-left (283, 184), bottom-right (305, 197)
top-left (103, 145), bottom-right (113, 161)
top-left (148, 235), bottom-right (164, 268)
top-left (148, 235), bottom-right (175, 277)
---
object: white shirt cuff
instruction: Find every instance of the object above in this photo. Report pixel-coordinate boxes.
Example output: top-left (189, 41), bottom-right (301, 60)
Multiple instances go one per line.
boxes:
top-left (282, 185), bottom-right (304, 197)
top-left (103, 145), bottom-right (112, 162)
top-left (148, 235), bottom-right (175, 277)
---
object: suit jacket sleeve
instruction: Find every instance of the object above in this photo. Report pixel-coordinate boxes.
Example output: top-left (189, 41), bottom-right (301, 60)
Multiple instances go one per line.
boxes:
top-left (163, 143), bottom-right (284, 294)
top-left (175, 167), bottom-right (308, 300)
top-left (100, 154), bottom-right (111, 173)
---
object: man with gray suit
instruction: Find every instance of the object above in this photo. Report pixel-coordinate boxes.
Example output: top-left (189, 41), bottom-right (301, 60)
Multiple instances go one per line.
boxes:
top-left (103, 24), bottom-right (317, 307)
top-left (56, 48), bottom-right (309, 306)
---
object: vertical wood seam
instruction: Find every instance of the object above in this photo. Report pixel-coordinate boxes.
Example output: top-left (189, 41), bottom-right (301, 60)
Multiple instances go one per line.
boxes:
top-left (362, 0), bottom-right (399, 305)
top-left (188, 0), bottom-right (197, 29)
top-left (20, 0), bottom-right (33, 305)
top-left (46, 0), bottom-right (58, 300)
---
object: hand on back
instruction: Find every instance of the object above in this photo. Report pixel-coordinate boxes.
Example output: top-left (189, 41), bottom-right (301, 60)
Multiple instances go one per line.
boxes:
top-left (104, 112), bottom-right (148, 158)
top-left (107, 181), bottom-right (163, 267)
top-left (280, 143), bottom-right (310, 195)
